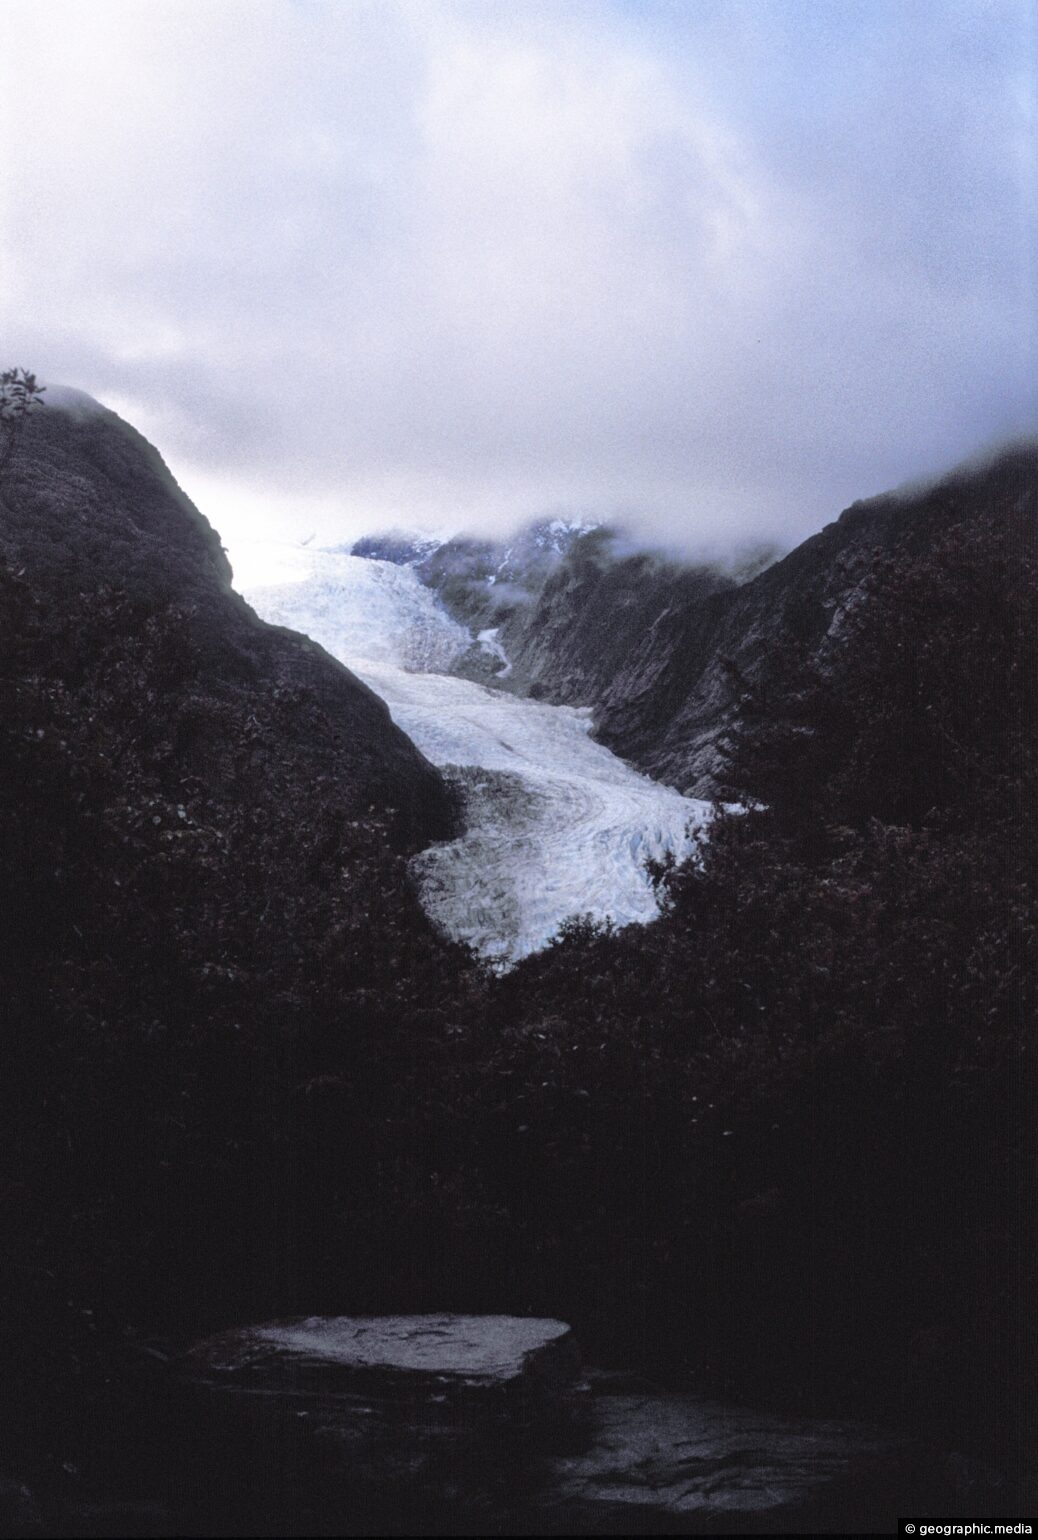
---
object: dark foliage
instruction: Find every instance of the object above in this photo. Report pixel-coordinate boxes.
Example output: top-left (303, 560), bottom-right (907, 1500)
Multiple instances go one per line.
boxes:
top-left (0, 367), bottom-right (45, 487)
top-left (1, 412), bottom-right (1034, 1513)
top-left (471, 506), bottom-right (1035, 1463)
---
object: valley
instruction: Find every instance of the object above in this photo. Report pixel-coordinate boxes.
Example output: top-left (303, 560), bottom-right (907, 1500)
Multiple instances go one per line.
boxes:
top-left (240, 548), bottom-right (711, 965)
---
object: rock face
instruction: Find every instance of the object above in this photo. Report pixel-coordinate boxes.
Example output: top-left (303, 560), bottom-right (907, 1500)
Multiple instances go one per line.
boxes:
top-left (543, 448), bottom-right (1038, 793)
top-left (407, 446), bottom-right (1038, 796)
top-left (349, 530), bottom-right (443, 567)
top-left (414, 520), bottom-right (606, 665)
top-left (581, 446), bottom-right (1038, 792)
top-left (499, 529), bottom-right (733, 717)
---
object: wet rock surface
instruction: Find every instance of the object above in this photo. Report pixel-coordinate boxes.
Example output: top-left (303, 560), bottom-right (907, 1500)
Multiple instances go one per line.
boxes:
top-left (534, 1376), bottom-right (898, 1532)
top-left (170, 1316), bottom-right (905, 1534)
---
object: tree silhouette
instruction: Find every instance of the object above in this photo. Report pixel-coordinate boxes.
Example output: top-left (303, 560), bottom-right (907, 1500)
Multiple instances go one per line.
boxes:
top-left (0, 367), bottom-right (46, 492)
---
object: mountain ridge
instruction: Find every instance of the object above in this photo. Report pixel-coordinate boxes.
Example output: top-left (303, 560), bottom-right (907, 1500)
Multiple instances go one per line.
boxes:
top-left (380, 442), bottom-right (1038, 793)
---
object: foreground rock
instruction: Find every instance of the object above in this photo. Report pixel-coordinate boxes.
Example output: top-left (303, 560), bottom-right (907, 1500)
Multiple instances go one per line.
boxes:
top-left (176, 1314), bottom-right (581, 1533)
top-left (182, 1312), bottom-right (579, 1397)
top-left (171, 1316), bottom-right (907, 1534)
top-left (535, 1377), bottom-right (899, 1533)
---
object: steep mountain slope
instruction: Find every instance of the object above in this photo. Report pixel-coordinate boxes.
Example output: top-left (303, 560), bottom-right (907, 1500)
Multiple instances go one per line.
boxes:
top-left (498, 528), bottom-right (734, 716)
top-left (0, 389), bottom-right (454, 845)
top-left (0, 390), bottom-right (471, 1469)
top-left (408, 447), bottom-right (1037, 796)
top-left (411, 519), bottom-right (606, 682)
top-left (350, 528), bottom-right (444, 566)
top-left (589, 444), bottom-right (1038, 792)
top-left (0, 387), bottom-right (462, 1114)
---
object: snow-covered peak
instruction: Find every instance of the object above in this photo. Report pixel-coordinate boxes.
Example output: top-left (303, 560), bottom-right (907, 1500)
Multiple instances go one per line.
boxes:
top-left (541, 516), bottom-right (599, 547)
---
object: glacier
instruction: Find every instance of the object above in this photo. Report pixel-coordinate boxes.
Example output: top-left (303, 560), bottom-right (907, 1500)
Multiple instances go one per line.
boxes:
top-left (236, 541), bottom-right (710, 967)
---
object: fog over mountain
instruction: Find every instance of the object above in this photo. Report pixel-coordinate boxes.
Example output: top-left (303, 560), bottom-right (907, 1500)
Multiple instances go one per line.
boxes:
top-left (3, 0), bottom-right (1036, 555)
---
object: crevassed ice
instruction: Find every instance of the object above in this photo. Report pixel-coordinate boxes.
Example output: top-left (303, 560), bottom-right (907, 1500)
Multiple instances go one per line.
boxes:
top-left (245, 547), bottom-right (471, 675)
top-left (241, 547), bottom-right (710, 967)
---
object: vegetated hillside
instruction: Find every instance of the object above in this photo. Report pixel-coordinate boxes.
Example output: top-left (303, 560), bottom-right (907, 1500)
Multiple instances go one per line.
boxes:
top-left (0, 391), bottom-right (470, 1472)
top-left (1, 409), bottom-right (1033, 1517)
top-left (1, 389), bottom-right (454, 844)
top-left (456, 487), bottom-right (1036, 1482)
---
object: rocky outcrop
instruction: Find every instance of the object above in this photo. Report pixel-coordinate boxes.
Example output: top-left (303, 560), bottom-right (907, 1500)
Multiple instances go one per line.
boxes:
top-left (181, 1312), bottom-right (580, 1396)
top-left (543, 1377), bottom-right (897, 1531)
top-left (500, 528), bottom-right (733, 713)
top-left (349, 529), bottom-right (443, 567)
top-left (415, 533), bottom-right (504, 630)
top-left (414, 519), bottom-right (600, 656)
top-left (175, 1314), bottom-right (582, 1532)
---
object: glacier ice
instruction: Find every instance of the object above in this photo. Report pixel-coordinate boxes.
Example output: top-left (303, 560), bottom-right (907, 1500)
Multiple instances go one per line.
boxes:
top-left (243, 546), bottom-right (472, 676)
top-left (239, 543), bottom-right (710, 967)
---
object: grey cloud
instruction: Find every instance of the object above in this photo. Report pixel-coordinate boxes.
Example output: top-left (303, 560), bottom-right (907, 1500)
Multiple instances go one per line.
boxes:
top-left (2, 0), bottom-right (1034, 555)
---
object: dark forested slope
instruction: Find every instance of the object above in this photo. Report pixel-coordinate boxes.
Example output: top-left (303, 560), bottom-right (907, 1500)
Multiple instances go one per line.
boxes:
top-left (0, 405), bottom-right (1033, 1517)
top-left (1, 389), bottom-right (453, 844)
top-left (0, 392), bottom-right (467, 1417)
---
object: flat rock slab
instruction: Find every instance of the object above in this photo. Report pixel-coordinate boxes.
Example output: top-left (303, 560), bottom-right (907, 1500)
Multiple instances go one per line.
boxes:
top-left (174, 1315), bottom-right (583, 1530)
top-left (182, 1313), bottom-right (578, 1398)
top-left (538, 1387), bottom-right (898, 1530)
top-left (174, 1324), bottom-right (900, 1532)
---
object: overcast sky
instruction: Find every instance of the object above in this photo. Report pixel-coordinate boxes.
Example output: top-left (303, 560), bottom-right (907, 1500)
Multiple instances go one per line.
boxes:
top-left (3, 0), bottom-right (1036, 555)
